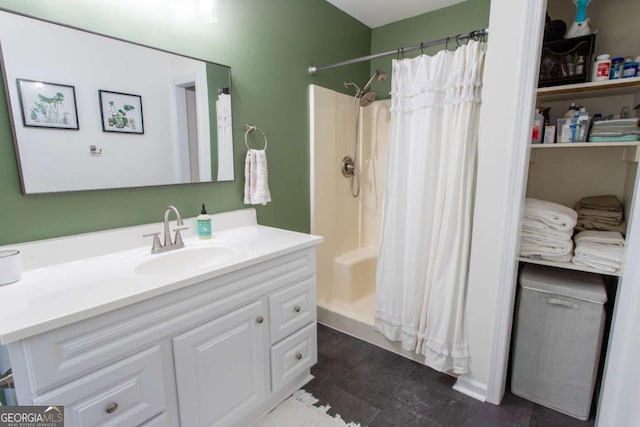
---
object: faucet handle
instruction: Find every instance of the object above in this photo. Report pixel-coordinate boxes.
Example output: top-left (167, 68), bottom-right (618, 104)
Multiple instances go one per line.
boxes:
top-left (143, 232), bottom-right (162, 253)
top-left (173, 226), bottom-right (188, 248)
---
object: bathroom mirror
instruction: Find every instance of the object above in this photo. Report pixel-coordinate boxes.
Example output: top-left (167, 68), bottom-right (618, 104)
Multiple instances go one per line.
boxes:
top-left (0, 10), bottom-right (234, 194)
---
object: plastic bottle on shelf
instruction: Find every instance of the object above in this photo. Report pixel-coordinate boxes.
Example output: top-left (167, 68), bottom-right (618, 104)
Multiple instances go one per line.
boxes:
top-left (592, 54), bottom-right (611, 81)
top-left (610, 57), bottom-right (624, 79)
top-left (531, 108), bottom-right (544, 144)
top-left (623, 57), bottom-right (638, 78)
top-left (564, 103), bottom-right (579, 119)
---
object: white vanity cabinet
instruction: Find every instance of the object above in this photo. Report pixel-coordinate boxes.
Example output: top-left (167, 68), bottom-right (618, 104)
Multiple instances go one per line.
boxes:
top-left (6, 246), bottom-right (319, 427)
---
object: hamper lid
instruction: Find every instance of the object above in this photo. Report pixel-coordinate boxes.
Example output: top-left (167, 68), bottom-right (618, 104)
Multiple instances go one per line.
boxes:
top-left (519, 264), bottom-right (607, 304)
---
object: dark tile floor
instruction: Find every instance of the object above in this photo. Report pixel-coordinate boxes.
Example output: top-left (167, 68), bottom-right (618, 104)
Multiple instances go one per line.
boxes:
top-left (304, 324), bottom-right (596, 427)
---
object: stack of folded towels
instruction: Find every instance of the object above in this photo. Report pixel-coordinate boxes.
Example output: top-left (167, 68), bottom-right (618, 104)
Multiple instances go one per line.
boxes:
top-left (574, 195), bottom-right (625, 233)
top-left (572, 230), bottom-right (625, 273)
top-left (588, 118), bottom-right (640, 142)
top-left (519, 198), bottom-right (578, 262)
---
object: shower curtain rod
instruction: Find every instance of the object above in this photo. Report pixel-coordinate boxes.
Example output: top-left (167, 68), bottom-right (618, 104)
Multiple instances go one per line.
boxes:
top-left (308, 28), bottom-right (488, 75)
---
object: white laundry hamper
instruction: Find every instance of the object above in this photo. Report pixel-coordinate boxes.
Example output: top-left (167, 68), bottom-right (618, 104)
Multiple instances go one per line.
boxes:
top-left (510, 264), bottom-right (607, 421)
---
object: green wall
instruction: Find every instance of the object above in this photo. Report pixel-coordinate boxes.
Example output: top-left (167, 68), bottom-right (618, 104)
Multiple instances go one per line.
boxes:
top-left (0, 0), bottom-right (370, 245)
top-left (0, 0), bottom-right (490, 246)
top-left (369, 0), bottom-right (491, 98)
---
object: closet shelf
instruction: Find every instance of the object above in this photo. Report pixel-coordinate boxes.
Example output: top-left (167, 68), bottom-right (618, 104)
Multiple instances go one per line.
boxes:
top-left (530, 141), bottom-right (640, 149)
top-left (518, 257), bottom-right (622, 277)
top-left (537, 76), bottom-right (640, 102)
top-left (529, 141), bottom-right (639, 163)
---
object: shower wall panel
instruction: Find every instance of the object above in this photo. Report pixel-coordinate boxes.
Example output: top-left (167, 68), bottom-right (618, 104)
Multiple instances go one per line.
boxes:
top-left (310, 85), bottom-right (359, 302)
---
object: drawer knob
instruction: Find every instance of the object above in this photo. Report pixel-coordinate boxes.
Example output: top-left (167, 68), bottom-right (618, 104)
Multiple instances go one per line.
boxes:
top-left (106, 402), bottom-right (118, 414)
top-left (296, 352), bottom-right (302, 360)
top-left (256, 316), bottom-right (264, 324)
top-left (294, 306), bottom-right (301, 313)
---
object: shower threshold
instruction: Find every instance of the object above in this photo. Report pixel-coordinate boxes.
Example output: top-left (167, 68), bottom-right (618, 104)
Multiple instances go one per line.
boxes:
top-left (317, 298), bottom-right (427, 365)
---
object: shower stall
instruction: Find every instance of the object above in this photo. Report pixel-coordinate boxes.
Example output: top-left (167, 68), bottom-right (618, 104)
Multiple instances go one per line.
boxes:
top-left (310, 83), bottom-right (420, 359)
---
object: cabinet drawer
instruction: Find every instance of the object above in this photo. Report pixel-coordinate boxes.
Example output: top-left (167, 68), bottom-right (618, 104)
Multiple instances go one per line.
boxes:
top-left (269, 277), bottom-right (316, 343)
top-left (33, 346), bottom-right (167, 427)
top-left (270, 323), bottom-right (317, 393)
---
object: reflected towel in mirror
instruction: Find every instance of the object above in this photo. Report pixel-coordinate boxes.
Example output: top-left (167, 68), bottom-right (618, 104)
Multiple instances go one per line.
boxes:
top-left (216, 93), bottom-right (234, 181)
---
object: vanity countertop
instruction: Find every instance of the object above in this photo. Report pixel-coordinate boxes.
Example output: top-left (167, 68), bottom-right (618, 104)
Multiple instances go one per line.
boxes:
top-left (0, 209), bottom-right (322, 344)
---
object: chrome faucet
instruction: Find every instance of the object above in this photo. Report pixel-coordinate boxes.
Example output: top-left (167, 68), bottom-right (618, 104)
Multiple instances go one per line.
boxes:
top-left (143, 206), bottom-right (189, 254)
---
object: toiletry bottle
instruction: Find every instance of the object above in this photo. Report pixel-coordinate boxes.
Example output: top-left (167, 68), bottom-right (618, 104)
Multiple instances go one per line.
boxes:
top-left (197, 204), bottom-right (212, 239)
top-left (564, 103), bottom-right (579, 119)
top-left (592, 54), bottom-right (611, 81)
top-left (532, 108), bottom-right (544, 144)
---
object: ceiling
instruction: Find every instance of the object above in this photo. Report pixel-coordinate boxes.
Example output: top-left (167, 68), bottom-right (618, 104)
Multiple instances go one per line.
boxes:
top-left (325, 0), bottom-right (467, 28)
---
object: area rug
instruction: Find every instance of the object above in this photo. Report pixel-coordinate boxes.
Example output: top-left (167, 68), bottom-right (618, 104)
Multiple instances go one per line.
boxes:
top-left (252, 389), bottom-right (362, 427)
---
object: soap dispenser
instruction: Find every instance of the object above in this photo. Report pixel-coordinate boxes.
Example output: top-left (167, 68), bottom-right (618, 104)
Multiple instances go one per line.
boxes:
top-left (197, 204), bottom-right (212, 239)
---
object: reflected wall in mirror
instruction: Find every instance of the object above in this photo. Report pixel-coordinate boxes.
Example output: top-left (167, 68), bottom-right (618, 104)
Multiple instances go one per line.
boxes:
top-left (0, 10), bottom-right (234, 194)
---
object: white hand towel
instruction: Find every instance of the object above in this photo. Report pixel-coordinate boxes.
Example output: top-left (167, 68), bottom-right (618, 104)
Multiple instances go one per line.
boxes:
top-left (574, 230), bottom-right (625, 247)
top-left (244, 149), bottom-right (271, 205)
top-left (523, 198), bottom-right (578, 231)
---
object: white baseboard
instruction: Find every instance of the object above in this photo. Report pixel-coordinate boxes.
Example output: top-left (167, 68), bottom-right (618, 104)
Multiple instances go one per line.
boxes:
top-left (453, 375), bottom-right (488, 402)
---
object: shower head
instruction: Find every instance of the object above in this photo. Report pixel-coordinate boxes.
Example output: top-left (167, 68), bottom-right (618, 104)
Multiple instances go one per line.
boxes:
top-left (361, 69), bottom-right (388, 94)
top-left (360, 91), bottom-right (377, 107)
top-left (344, 69), bottom-right (387, 105)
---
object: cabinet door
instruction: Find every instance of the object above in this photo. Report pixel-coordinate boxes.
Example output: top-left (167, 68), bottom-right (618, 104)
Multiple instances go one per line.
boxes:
top-left (173, 300), bottom-right (269, 427)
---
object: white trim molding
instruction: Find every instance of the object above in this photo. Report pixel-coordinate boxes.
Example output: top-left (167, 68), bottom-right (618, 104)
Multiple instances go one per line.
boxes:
top-left (595, 162), bottom-right (640, 426)
top-left (453, 375), bottom-right (488, 402)
top-left (483, 0), bottom-right (548, 405)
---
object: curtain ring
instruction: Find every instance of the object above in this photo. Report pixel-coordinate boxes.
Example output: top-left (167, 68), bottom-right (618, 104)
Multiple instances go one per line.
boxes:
top-left (445, 36), bottom-right (449, 51)
top-left (420, 42), bottom-right (425, 54)
top-left (396, 48), bottom-right (401, 60)
top-left (456, 34), bottom-right (462, 47)
top-left (400, 47), bottom-right (405, 59)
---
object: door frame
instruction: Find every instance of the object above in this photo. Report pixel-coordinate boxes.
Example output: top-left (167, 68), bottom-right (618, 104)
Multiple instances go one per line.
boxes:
top-left (484, 1), bottom-right (640, 425)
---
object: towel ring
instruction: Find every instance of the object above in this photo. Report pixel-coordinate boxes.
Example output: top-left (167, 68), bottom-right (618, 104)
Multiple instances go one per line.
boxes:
top-left (244, 124), bottom-right (268, 150)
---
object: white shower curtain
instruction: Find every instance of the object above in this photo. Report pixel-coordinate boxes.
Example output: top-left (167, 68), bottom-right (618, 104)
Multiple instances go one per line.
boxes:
top-left (375, 40), bottom-right (486, 375)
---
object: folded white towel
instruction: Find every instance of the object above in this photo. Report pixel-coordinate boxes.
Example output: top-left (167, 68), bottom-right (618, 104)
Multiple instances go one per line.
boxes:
top-left (244, 149), bottom-right (271, 205)
top-left (520, 252), bottom-right (573, 263)
top-left (574, 230), bottom-right (625, 247)
top-left (524, 198), bottom-right (578, 232)
top-left (521, 219), bottom-right (574, 241)
top-left (574, 241), bottom-right (625, 263)
top-left (520, 238), bottom-right (573, 258)
top-left (572, 253), bottom-right (622, 273)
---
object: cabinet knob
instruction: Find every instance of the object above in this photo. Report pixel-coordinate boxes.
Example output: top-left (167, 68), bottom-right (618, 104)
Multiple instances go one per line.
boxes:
top-left (256, 316), bottom-right (264, 324)
top-left (294, 306), bottom-right (301, 313)
top-left (296, 353), bottom-right (302, 360)
top-left (106, 402), bottom-right (118, 414)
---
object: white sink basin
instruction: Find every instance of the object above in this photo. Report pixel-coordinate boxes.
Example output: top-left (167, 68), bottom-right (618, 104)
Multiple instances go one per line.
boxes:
top-left (128, 243), bottom-right (245, 276)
